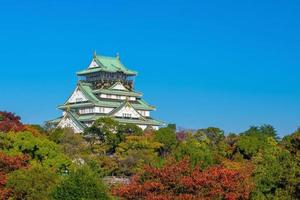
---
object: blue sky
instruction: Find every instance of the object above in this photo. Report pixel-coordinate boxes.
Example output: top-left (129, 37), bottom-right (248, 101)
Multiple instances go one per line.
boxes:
top-left (0, 0), bottom-right (299, 137)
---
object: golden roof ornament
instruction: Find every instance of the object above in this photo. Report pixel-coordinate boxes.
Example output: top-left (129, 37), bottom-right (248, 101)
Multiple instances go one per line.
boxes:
top-left (66, 103), bottom-right (71, 112)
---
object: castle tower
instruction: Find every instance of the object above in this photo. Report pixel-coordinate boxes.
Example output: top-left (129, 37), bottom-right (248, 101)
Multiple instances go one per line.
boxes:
top-left (48, 53), bottom-right (164, 133)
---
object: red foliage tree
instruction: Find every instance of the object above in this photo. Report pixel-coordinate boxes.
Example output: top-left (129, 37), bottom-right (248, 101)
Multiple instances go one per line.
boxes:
top-left (112, 158), bottom-right (254, 200)
top-left (0, 153), bottom-right (29, 200)
top-left (176, 131), bottom-right (187, 142)
top-left (0, 112), bottom-right (24, 133)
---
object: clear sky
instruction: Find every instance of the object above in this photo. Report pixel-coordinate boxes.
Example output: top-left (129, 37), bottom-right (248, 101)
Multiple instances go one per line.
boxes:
top-left (0, 0), bottom-right (299, 137)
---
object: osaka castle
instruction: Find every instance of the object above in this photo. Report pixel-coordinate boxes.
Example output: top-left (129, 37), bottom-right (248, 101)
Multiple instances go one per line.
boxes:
top-left (48, 53), bottom-right (164, 133)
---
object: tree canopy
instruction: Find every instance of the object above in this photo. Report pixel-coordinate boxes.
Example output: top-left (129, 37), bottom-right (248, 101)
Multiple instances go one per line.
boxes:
top-left (1, 111), bottom-right (299, 200)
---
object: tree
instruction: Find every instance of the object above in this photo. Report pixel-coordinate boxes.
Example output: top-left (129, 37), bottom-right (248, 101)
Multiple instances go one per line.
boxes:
top-left (0, 111), bottom-right (24, 133)
top-left (0, 152), bottom-right (29, 199)
top-left (154, 126), bottom-right (177, 157)
top-left (6, 164), bottom-right (59, 200)
top-left (282, 128), bottom-right (300, 158)
top-left (251, 137), bottom-right (300, 200)
top-left (173, 134), bottom-right (214, 168)
top-left (51, 166), bottom-right (111, 200)
top-left (114, 135), bottom-right (163, 176)
top-left (112, 158), bottom-right (254, 200)
top-left (242, 125), bottom-right (277, 139)
top-left (0, 131), bottom-right (71, 173)
top-left (118, 123), bottom-right (143, 135)
top-left (176, 130), bottom-right (187, 142)
top-left (281, 129), bottom-right (300, 199)
top-left (195, 127), bottom-right (225, 145)
top-left (24, 124), bottom-right (45, 136)
top-left (48, 128), bottom-right (65, 143)
top-left (237, 125), bottom-right (277, 159)
top-left (49, 128), bottom-right (86, 159)
top-left (84, 117), bottom-right (124, 153)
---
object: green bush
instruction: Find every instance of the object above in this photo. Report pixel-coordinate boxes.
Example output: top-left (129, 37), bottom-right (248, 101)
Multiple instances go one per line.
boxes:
top-left (51, 166), bottom-right (111, 200)
top-left (7, 164), bottom-right (59, 200)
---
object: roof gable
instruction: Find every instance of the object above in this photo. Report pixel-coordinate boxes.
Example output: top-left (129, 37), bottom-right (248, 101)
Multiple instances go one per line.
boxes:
top-left (88, 59), bottom-right (99, 69)
top-left (109, 82), bottom-right (128, 91)
top-left (109, 101), bottom-right (144, 119)
top-left (67, 86), bottom-right (88, 103)
top-left (58, 112), bottom-right (86, 133)
top-left (65, 82), bottom-right (99, 104)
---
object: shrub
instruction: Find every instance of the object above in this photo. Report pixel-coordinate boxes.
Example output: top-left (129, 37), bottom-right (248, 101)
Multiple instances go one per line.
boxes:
top-left (51, 166), bottom-right (111, 200)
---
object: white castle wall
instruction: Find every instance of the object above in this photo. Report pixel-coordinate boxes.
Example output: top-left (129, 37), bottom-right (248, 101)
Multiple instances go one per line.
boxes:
top-left (100, 93), bottom-right (136, 101)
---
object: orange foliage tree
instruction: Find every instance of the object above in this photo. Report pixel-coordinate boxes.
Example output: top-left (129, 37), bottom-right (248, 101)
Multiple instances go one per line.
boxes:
top-left (0, 153), bottom-right (29, 200)
top-left (0, 112), bottom-right (24, 133)
top-left (112, 158), bottom-right (254, 200)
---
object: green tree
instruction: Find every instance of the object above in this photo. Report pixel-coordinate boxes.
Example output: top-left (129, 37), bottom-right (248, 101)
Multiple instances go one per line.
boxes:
top-left (195, 127), bottom-right (225, 145)
top-left (282, 128), bottom-right (300, 158)
top-left (84, 117), bottom-right (124, 153)
top-left (154, 126), bottom-right (177, 157)
top-left (115, 135), bottom-right (163, 175)
top-left (281, 128), bottom-right (300, 199)
top-left (57, 128), bottom-right (86, 159)
top-left (237, 125), bottom-right (277, 159)
top-left (242, 125), bottom-right (277, 139)
top-left (117, 123), bottom-right (143, 136)
top-left (251, 137), bottom-right (299, 200)
top-left (51, 166), bottom-right (111, 200)
top-left (48, 128), bottom-right (65, 143)
top-left (7, 164), bottom-right (59, 200)
top-left (0, 131), bottom-right (71, 172)
top-left (173, 134), bottom-right (214, 168)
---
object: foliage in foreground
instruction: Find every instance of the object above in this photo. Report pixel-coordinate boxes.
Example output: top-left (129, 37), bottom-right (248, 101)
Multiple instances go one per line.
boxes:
top-left (7, 164), bottom-right (59, 200)
top-left (51, 166), bottom-right (111, 200)
top-left (0, 112), bottom-right (300, 200)
top-left (112, 158), bottom-right (254, 200)
top-left (0, 153), bottom-right (29, 199)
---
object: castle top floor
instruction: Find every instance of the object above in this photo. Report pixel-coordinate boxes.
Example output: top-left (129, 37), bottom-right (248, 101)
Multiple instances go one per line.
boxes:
top-left (76, 53), bottom-right (137, 90)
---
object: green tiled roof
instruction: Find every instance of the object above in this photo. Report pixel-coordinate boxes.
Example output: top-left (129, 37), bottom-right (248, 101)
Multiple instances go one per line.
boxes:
top-left (78, 82), bottom-right (99, 102)
top-left (77, 55), bottom-right (137, 76)
top-left (115, 117), bottom-right (164, 126)
top-left (67, 111), bottom-right (87, 130)
top-left (71, 113), bottom-right (164, 126)
top-left (58, 100), bottom-right (155, 111)
top-left (59, 81), bottom-right (155, 111)
top-left (58, 102), bottom-right (94, 109)
top-left (93, 88), bottom-right (142, 97)
top-left (77, 113), bottom-right (106, 121)
top-left (48, 114), bottom-right (164, 127)
top-left (45, 116), bottom-right (62, 124)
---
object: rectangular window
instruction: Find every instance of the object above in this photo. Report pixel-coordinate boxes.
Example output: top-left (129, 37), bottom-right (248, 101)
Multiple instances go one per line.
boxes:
top-left (99, 107), bottom-right (105, 113)
top-left (122, 113), bottom-right (132, 118)
top-left (79, 108), bottom-right (94, 114)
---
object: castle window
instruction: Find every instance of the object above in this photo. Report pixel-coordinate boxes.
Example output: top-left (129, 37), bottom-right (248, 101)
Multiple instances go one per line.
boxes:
top-left (99, 107), bottom-right (105, 113)
top-left (122, 113), bottom-right (132, 118)
top-left (79, 108), bottom-right (94, 114)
